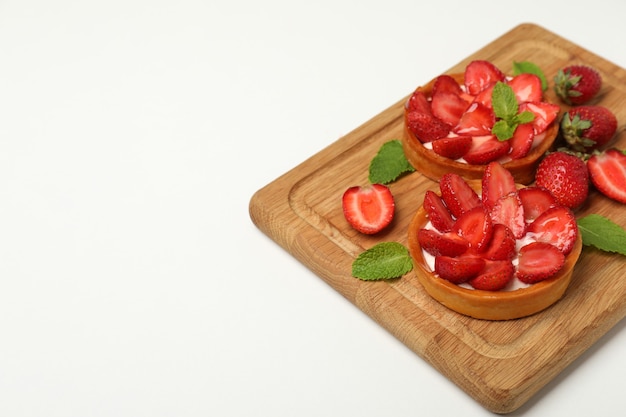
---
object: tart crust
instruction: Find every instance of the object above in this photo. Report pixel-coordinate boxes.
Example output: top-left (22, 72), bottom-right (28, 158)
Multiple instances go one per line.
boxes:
top-left (401, 73), bottom-right (560, 185)
top-left (407, 180), bottom-right (583, 321)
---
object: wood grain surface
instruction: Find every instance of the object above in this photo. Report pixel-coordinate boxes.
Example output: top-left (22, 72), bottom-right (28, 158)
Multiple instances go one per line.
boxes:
top-left (249, 23), bottom-right (626, 414)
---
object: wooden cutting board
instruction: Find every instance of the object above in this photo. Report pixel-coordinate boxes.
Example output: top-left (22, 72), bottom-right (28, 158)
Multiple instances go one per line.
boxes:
top-left (249, 23), bottom-right (626, 414)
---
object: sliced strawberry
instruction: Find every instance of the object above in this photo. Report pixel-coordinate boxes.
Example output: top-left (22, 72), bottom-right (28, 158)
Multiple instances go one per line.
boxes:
top-left (439, 172), bottom-right (482, 218)
top-left (506, 73), bottom-right (543, 103)
top-left (422, 190), bottom-right (455, 232)
top-left (406, 111), bottom-right (450, 143)
top-left (527, 206), bottom-right (578, 255)
top-left (468, 259), bottom-right (514, 291)
top-left (518, 186), bottom-right (557, 223)
top-left (463, 135), bottom-right (510, 165)
top-left (406, 90), bottom-right (432, 114)
top-left (464, 60), bottom-right (506, 95)
top-left (473, 82), bottom-right (496, 108)
top-left (431, 135), bottom-right (473, 160)
top-left (490, 192), bottom-right (526, 239)
top-left (431, 91), bottom-right (471, 127)
top-left (587, 149), bottom-right (626, 204)
top-left (453, 206), bottom-right (493, 252)
top-left (482, 224), bottom-right (516, 261)
top-left (342, 184), bottom-right (395, 234)
top-left (435, 254), bottom-right (485, 284)
top-left (481, 161), bottom-right (517, 211)
top-left (453, 102), bottom-right (495, 136)
top-left (432, 74), bottom-right (465, 96)
top-left (519, 101), bottom-right (560, 135)
top-left (417, 228), bottom-right (469, 257)
top-left (508, 123), bottom-right (535, 160)
top-left (516, 242), bottom-right (565, 284)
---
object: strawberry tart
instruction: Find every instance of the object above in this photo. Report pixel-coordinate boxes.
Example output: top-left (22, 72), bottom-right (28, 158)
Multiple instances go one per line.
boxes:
top-left (407, 161), bottom-right (582, 320)
top-left (402, 60), bottom-right (560, 184)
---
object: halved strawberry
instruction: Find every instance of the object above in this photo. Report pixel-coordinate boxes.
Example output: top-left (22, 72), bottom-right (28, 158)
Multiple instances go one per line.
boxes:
top-left (490, 192), bottom-right (526, 239)
top-left (473, 82), bottom-right (496, 108)
top-left (453, 102), bottom-right (495, 136)
top-left (432, 74), bottom-right (465, 96)
top-left (468, 259), bottom-right (514, 291)
top-left (508, 123), bottom-right (535, 160)
top-left (506, 73), bottom-right (543, 103)
top-left (516, 242), bottom-right (565, 284)
top-left (422, 190), bottom-right (455, 232)
top-left (417, 228), bottom-right (469, 257)
top-left (406, 111), bottom-right (450, 143)
top-left (431, 92), bottom-right (471, 127)
top-left (439, 172), bottom-right (482, 218)
top-left (481, 161), bottom-right (517, 211)
top-left (518, 186), bottom-right (557, 223)
top-left (464, 60), bottom-right (506, 95)
top-left (462, 135), bottom-right (510, 165)
top-left (406, 90), bottom-right (432, 114)
top-left (482, 224), bottom-right (516, 261)
top-left (587, 149), bottom-right (626, 204)
top-left (527, 205), bottom-right (578, 255)
top-left (435, 254), bottom-right (485, 284)
top-left (453, 205), bottom-right (493, 252)
top-left (519, 101), bottom-right (560, 135)
top-left (342, 184), bottom-right (395, 234)
top-left (431, 135), bottom-right (473, 160)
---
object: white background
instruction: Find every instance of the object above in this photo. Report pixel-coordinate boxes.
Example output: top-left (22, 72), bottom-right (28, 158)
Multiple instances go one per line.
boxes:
top-left (0, 0), bottom-right (625, 416)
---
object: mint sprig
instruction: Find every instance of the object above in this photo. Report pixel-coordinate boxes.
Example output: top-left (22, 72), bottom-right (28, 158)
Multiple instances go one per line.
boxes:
top-left (368, 139), bottom-right (415, 184)
top-left (577, 214), bottom-right (626, 256)
top-left (352, 242), bottom-right (413, 280)
top-left (491, 82), bottom-right (535, 141)
top-left (513, 61), bottom-right (548, 91)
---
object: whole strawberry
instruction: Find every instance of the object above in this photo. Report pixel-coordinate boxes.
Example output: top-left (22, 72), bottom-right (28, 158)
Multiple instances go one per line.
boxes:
top-left (560, 105), bottom-right (618, 152)
top-left (535, 151), bottom-right (589, 209)
top-left (554, 65), bottom-right (602, 105)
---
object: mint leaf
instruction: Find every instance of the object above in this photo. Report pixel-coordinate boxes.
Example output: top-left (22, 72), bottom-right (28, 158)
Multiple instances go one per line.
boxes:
top-left (491, 82), bottom-right (519, 121)
top-left (577, 214), bottom-right (626, 256)
top-left (369, 139), bottom-right (415, 184)
top-left (512, 110), bottom-right (535, 125)
top-left (352, 242), bottom-right (413, 280)
top-left (513, 61), bottom-right (548, 91)
top-left (492, 119), bottom-right (516, 141)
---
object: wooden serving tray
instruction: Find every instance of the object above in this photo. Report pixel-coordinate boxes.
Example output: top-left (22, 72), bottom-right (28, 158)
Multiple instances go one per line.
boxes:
top-left (249, 23), bottom-right (626, 414)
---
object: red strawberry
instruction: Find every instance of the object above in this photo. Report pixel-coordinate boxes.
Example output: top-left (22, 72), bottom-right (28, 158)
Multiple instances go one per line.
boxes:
top-left (519, 101), bottom-right (560, 135)
top-left (561, 105), bottom-right (618, 152)
top-left (490, 192), bottom-right (526, 239)
top-left (432, 74), bottom-right (465, 97)
top-left (439, 172), bottom-right (482, 218)
top-left (422, 190), bottom-right (455, 233)
top-left (406, 90), bottom-right (432, 114)
top-left (406, 111), bottom-right (450, 143)
top-left (554, 65), bottom-right (602, 105)
top-left (473, 82), bottom-right (496, 108)
top-left (507, 73), bottom-right (543, 103)
top-left (453, 102), bottom-right (495, 136)
top-left (508, 123), bottom-right (535, 159)
top-left (453, 206), bottom-right (493, 252)
top-left (518, 186), bottom-right (557, 222)
top-left (482, 224), bottom-right (516, 261)
top-left (435, 254), bottom-right (485, 284)
top-left (462, 135), bottom-right (510, 165)
top-left (417, 228), bottom-right (469, 257)
top-left (481, 161), bottom-right (517, 211)
top-left (431, 135), bottom-right (473, 160)
top-left (527, 206), bottom-right (578, 255)
top-left (468, 259), bottom-right (514, 291)
top-left (431, 92), bottom-right (471, 127)
top-left (535, 151), bottom-right (589, 209)
top-left (464, 60), bottom-right (505, 95)
top-left (516, 242), bottom-right (565, 284)
top-left (587, 148), bottom-right (626, 204)
top-left (342, 184), bottom-right (395, 234)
